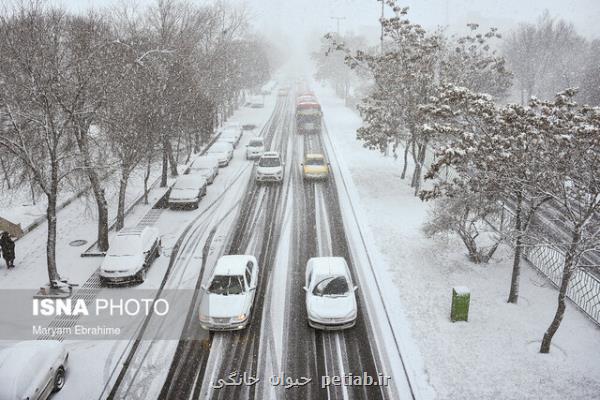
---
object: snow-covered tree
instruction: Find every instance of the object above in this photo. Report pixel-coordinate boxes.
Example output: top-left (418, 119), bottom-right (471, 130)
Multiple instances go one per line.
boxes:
top-left (420, 84), bottom-right (556, 303)
top-left (327, 2), bottom-right (513, 195)
top-left (536, 90), bottom-right (600, 353)
top-left (579, 39), bottom-right (600, 106)
top-left (423, 183), bottom-right (502, 263)
top-left (58, 13), bottom-right (114, 252)
top-left (313, 33), bottom-right (367, 103)
top-left (504, 11), bottom-right (587, 104)
top-left (439, 24), bottom-right (512, 99)
top-left (0, 5), bottom-right (78, 284)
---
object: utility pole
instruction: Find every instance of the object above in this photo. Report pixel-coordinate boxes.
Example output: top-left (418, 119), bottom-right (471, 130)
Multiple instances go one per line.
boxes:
top-left (330, 16), bottom-right (346, 37)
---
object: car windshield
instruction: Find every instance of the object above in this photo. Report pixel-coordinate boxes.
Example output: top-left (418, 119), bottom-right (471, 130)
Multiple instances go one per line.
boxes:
top-left (208, 275), bottom-right (246, 295)
top-left (108, 237), bottom-right (142, 257)
top-left (306, 158), bottom-right (324, 166)
top-left (259, 157), bottom-right (280, 167)
top-left (249, 139), bottom-right (263, 147)
top-left (312, 276), bottom-right (349, 297)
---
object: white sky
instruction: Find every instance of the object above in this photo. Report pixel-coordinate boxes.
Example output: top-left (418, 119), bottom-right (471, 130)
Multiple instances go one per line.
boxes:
top-left (50, 0), bottom-right (600, 41)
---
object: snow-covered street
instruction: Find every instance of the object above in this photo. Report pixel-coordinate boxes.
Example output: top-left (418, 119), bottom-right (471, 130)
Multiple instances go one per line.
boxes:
top-left (1, 1), bottom-right (599, 400)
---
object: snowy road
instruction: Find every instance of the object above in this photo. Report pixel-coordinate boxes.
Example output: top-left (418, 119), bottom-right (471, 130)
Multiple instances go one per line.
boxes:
top-left (153, 88), bottom-right (413, 400)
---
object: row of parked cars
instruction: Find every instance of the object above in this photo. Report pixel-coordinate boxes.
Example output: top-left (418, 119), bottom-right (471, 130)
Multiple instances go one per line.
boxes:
top-left (199, 255), bottom-right (358, 331)
top-left (98, 122), bottom-right (245, 286)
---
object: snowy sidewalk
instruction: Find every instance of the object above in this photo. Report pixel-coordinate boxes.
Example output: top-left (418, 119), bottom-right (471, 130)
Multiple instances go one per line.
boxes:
top-left (314, 84), bottom-right (600, 399)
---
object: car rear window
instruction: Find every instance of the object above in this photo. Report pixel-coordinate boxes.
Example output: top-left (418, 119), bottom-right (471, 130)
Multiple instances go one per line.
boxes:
top-left (306, 157), bottom-right (324, 166)
top-left (249, 139), bottom-right (263, 147)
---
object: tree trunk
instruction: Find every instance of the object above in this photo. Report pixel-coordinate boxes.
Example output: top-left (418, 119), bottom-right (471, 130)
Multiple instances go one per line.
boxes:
top-left (0, 156), bottom-right (11, 189)
top-left (73, 127), bottom-right (109, 251)
top-left (400, 140), bottom-right (410, 179)
top-left (412, 142), bottom-right (427, 195)
top-left (83, 165), bottom-right (109, 252)
top-left (161, 135), bottom-right (168, 187)
top-left (115, 171), bottom-right (130, 231)
top-left (166, 139), bottom-right (178, 177)
top-left (45, 176), bottom-right (60, 283)
top-left (508, 194), bottom-right (523, 304)
top-left (143, 156), bottom-right (152, 205)
top-left (540, 228), bottom-right (580, 353)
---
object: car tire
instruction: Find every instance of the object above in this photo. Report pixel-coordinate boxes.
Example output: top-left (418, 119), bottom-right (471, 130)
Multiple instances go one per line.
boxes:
top-left (53, 366), bottom-right (66, 392)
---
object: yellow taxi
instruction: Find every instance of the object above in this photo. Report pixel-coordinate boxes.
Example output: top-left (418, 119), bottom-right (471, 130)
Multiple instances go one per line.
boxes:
top-left (301, 153), bottom-right (329, 180)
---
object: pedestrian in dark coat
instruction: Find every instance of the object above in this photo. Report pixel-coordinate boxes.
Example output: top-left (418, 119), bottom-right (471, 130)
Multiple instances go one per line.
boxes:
top-left (0, 232), bottom-right (15, 268)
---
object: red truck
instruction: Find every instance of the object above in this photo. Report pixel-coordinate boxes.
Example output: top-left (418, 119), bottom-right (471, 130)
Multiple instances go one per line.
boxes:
top-left (296, 98), bottom-right (322, 135)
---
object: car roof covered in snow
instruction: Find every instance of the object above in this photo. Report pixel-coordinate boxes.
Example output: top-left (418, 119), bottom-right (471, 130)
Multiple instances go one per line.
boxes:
top-left (0, 341), bottom-right (66, 399)
top-left (308, 257), bottom-right (349, 277)
top-left (209, 141), bottom-right (233, 151)
top-left (191, 155), bottom-right (219, 168)
top-left (117, 226), bottom-right (158, 238)
top-left (213, 255), bottom-right (257, 276)
top-left (173, 174), bottom-right (206, 189)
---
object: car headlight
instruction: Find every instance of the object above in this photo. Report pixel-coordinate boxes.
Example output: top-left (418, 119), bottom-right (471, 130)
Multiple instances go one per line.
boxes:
top-left (233, 313), bottom-right (247, 321)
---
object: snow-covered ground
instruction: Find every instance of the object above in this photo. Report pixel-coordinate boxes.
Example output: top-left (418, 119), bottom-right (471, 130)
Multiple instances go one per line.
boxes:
top-left (314, 83), bottom-right (600, 399)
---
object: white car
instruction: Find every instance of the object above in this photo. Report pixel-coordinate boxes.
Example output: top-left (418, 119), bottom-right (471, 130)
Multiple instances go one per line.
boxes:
top-left (247, 95), bottom-right (264, 108)
top-left (100, 226), bottom-right (161, 285)
top-left (304, 257), bottom-right (358, 330)
top-left (199, 255), bottom-right (259, 330)
top-left (0, 341), bottom-right (69, 400)
top-left (223, 122), bottom-right (242, 132)
top-left (256, 151), bottom-right (284, 183)
top-left (189, 156), bottom-right (219, 184)
top-left (246, 137), bottom-right (265, 160)
top-left (168, 174), bottom-right (207, 209)
top-left (207, 141), bottom-right (234, 167)
top-left (219, 127), bottom-right (242, 147)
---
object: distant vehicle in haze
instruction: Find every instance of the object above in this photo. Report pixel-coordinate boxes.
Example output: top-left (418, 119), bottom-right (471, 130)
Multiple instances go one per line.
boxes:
top-left (247, 95), bottom-right (264, 108)
top-left (99, 226), bottom-right (161, 285)
top-left (199, 255), bottom-right (259, 330)
top-left (0, 340), bottom-right (69, 400)
top-left (255, 151), bottom-right (284, 183)
top-left (188, 155), bottom-right (219, 184)
top-left (207, 141), bottom-right (234, 167)
top-left (304, 257), bottom-right (358, 330)
top-left (168, 174), bottom-right (207, 209)
top-left (246, 137), bottom-right (265, 160)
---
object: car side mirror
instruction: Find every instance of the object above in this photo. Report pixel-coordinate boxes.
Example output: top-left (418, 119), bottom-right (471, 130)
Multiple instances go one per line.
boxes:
top-left (303, 286), bottom-right (308, 292)
top-left (327, 162), bottom-right (331, 166)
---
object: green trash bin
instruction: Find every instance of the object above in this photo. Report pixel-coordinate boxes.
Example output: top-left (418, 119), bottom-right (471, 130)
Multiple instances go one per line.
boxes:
top-left (451, 286), bottom-right (470, 322)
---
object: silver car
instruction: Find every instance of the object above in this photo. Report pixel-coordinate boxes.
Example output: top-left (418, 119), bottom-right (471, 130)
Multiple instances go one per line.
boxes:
top-left (0, 341), bottom-right (69, 400)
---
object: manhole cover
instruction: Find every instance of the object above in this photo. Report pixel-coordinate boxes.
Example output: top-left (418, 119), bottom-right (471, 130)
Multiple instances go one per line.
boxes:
top-left (69, 240), bottom-right (88, 247)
